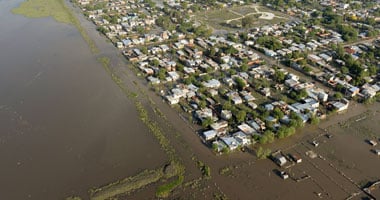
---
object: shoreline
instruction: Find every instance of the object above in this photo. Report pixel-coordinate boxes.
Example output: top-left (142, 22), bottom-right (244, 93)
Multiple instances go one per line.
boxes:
top-left (65, 0), bottom-right (380, 198)
top-left (10, 0), bottom-right (380, 199)
top-left (12, 0), bottom-right (98, 53)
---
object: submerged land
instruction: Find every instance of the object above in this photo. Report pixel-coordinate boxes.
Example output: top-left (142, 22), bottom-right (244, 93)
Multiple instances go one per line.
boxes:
top-left (5, 0), bottom-right (380, 199)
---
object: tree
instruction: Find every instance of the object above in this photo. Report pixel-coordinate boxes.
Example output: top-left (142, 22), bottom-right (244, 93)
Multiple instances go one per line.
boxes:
top-left (310, 115), bottom-right (320, 125)
top-left (263, 130), bottom-right (275, 143)
top-left (97, 26), bottom-right (109, 34)
top-left (158, 68), bottom-right (166, 80)
top-left (235, 77), bottom-right (246, 91)
top-left (202, 117), bottom-right (213, 128)
top-left (256, 147), bottom-right (271, 159)
top-left (240, 63), bottom-right (249, 72)
top-left (334, 92), bottom-right (343, 100)
top-left (290, 111), bottom-right (304, 128)
top-left (273, 107), bottom-right (284, 119)
top-left (242, 16), bottom-right (254, 28)
top-left (151, 59), bottom-right (160, 67)
top-left (274, 70), bottom-right (285, 83)
top-left (236, 110), bottom-right (246, 123)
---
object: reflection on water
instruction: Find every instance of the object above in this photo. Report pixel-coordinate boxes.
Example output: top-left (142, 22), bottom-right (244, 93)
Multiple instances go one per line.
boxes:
top-left (0, 1), bottom-right (166, 199)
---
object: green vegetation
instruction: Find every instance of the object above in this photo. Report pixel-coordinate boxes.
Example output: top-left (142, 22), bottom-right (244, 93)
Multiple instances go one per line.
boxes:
top-left (12, 0), bottom-right (98, 53)
top-left (197, 160), bottom-right (211, 178)
top-left (65, 197), bottom-right (82, 200)
top-left (213, 192), bottom-right (229, 200)
top-left (156, 175), bottom-right (184, 198)
top-left (256, 147), bottom-right (271, 159)
top-left (219, 166), bottom-right (232, 176)
top-left (97, 56), bottom-right (185, 198)
top-left (256, 36), bottom-right (283, 51)
top-left (259, 130), bottom-right (275, 144)
top-left (90, 169), bottom-right (164, 200)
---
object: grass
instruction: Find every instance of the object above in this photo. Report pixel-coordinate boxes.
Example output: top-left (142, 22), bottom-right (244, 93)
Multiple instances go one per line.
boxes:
top-left (12, 0), bottom-right (98, 53)
top-left (96, 55), bottom-right (186, 199)
top-left (156, 175), bottom-right (184, 198)
top-left (194, 4), bottom-right (289, 31)
top-left (90, 169), bottom-right (164, 200)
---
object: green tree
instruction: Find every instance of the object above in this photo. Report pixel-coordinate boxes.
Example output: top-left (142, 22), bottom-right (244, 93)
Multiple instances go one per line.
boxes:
top-left (274, 70), bottom-right (285, 83)
top-left (235, 77), bottom-right (246, 90)
top-left (158, 68), bottom-right (166, 80)
top-left (242, 16), bottom-right (254, 28)
top-left (236, 110), bottom-right (247, 123)
top-left (273, 107), bottom-right (284, 119)
top-left (202, 117), bottom-right (213, 128)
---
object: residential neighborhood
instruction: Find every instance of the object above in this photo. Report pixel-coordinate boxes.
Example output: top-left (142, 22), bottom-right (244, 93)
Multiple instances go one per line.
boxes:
top-left (75, 0), bottom-right (379, 153)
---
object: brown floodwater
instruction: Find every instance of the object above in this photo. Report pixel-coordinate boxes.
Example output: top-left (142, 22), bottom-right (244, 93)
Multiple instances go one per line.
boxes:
top-left (0, 1), bottom-right (167, 199)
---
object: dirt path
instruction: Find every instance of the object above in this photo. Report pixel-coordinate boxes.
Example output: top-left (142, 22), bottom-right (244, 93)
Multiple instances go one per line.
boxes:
top-left (226, 5), bottom-right (287, 24)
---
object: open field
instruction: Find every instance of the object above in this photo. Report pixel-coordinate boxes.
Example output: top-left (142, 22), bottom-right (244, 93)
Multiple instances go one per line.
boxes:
top-left (194, 4), bottom-right (290, 32)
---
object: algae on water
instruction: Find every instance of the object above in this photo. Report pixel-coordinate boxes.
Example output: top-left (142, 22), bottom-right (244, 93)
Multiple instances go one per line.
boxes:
top-left (12, 0), bottom-right (98, 53)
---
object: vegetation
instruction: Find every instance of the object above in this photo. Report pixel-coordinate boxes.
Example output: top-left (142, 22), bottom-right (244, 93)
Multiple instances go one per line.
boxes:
top-left (98, 56), bottom-right (185, 198)
top-left (197, 161), bottom-right (211, 178)
top-left (256, 146), bottom-right (271, 159)
top-left (90, 169), bottom-right (164, 200)
top-left (65, 197), bottom-right (82, 200)
top-left (259, 130), bottom-right (275, 144)
top-left (156, 175), bottom-right (184, 198)
top-left (12, 0), bottom-right (98, 53)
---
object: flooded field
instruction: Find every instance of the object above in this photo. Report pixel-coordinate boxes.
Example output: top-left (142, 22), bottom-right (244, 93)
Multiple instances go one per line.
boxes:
top-left (202, 102), bottom-right (380, 200)
top-left (0, 1), bottom-right (167, 199)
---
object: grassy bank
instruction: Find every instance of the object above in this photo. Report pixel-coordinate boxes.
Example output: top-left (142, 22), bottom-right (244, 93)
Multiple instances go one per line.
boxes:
top-left (156, 175), bottom-right (184, 198)
top-left (12, 0), bottom-right (98, 53)
top-left (94, 56), bottom-right (185, 198)
top-left (90, 169), bottom-right (163, 200)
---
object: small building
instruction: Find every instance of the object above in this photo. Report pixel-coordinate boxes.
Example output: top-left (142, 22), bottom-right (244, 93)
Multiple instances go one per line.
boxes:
top-left (203, 130), bottom-right (217, 141)
top-left (260, 87), bottom-right (271, 97)
top-left (220, 136), bottom-right (239, 151)
top-left (166, 95), bottom-right (179, 105)
top-left (273, 154), bottom-right (287, 167)
top-left (233, 131), bottom-right (251, 146)
top-left (221, 110), bottom-right (232, 120)
top-left (289, 153), bottom-right (302, 163)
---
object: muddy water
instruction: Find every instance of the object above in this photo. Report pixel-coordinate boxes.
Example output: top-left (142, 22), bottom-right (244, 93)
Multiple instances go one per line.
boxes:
top-left (0, 1), bottom-right (167, 199)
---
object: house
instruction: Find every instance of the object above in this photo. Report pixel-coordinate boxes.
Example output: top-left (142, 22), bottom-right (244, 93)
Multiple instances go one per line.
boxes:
top-left (247, 120), bottom-right (261, 132)
top-left (166, 95), bottom-right (179, 105)
top-left (331, 99), bottom-right (349, 112)
top-left (238, 123), bottom-right (256, 135)
top-left (273, 154), bottom-right (287, 166)
top-left (260, 87), bottom-right (271, 97)
top-left (247, 102), bottom-right (258, 109)
top-left (203, 79), bottom-right (221, 89)
top-left (167, 71), bottom-right (180, 81)
top-left (348, 86), bottom-right (360, 97)
top-left (220, 136), bottom-right (239, 150)
top-left (233, 131), bottom-right (251, 146)
top-left (361, 83), bottom-right (380, 99)
top-left (210, 121), bottom-right (229, 135)
top-left (289, 153), bottom-right (302, 163)
top-left (240, 91), bottom-right (255, 102)
top-left (195, 108), bottom-right (213, 120)
top-left (212, 140), bottom-right (227, 153)
top-left (203, 130), bottom-right (217, 141)
top-left (147, 76), bottom-right (160, 85)
top-left (265, 49), bottom-right (277, 57)
top-left (221, 110), bottom-right (232, 120)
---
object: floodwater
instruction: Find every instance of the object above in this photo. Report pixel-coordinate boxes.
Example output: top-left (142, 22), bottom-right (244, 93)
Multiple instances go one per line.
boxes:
top-left (0, 1), bottom-right (167, 199)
